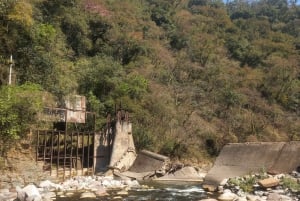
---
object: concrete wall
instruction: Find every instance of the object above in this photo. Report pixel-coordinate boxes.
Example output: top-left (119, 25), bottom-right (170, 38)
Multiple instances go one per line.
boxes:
top-left (204, 142), bottom-right (300, 187)
top-left (93, 132), bottom-right (111, 173)
top-left (108, 121), bottom-right (136, 171)
top-left (129, 150), bottom-right (170, 173)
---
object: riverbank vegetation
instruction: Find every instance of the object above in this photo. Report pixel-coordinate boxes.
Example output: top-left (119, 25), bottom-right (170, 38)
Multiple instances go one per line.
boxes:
top-left (0, 0), bottom-right (299, 163)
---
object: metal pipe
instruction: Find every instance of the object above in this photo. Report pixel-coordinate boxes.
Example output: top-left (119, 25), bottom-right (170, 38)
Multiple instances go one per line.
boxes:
top-left (43, 131), bottom-right (46, 163)
top-left (50, 130), bottom-right (54, 176)
top-left (63, 109), bottom-right (68, 180)
top-left (63, 131), bottom-right (67, 180)
top-left (87, 131), bottom-right (90, 175)
top-left (82, 132), bottom-right (84, 176)
top-left (76, 132), bottom-right (79, 175)
top-left (70, 131), bottom-right (73, 178)
top-left (36, 130), bottom-right (40, 163)
top-left (57, 131), bottom-right (60, 177)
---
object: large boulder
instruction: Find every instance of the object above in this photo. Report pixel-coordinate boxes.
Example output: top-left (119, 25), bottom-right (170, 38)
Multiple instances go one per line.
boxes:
top-left (258, 178), bottom-right (279, 188)
top-left (16, 184), bottom-right (41, 201)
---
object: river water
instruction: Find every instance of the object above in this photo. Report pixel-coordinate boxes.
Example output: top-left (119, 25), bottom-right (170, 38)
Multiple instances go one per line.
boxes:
top-left (56, 181), bottom-right (209, 201)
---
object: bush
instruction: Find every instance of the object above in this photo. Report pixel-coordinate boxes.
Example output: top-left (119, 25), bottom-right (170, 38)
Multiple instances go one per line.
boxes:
top-left (0, 83), bottom-right (43, 156)
top-left (282, 177), bottom-right (300, 192)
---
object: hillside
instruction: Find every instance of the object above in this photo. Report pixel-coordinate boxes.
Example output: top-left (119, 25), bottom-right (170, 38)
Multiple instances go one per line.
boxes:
top-left (0, 0), bottom-right (299, 164)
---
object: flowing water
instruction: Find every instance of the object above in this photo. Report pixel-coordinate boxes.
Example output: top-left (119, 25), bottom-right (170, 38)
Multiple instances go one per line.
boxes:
top-left (56, 181), bottom-right (209, 201)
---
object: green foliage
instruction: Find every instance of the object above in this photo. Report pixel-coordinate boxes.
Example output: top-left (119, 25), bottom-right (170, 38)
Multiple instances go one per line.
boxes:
top-left (160, 138), bottom-right (188, 159)
top-left (281, 177), bottom-right (300, 191)
top-left (133, 125), bottom-right (154, 151)
top-left (0, 0), bottom-right (299, 162)
top-left (116, 74), bottom-right (148, 100)
top-left (228, 175), bottom-right (257, 192)
top-left (0, 83), bottom-right (43, 155)
top-left (33, 23), bottom-right (57, 50)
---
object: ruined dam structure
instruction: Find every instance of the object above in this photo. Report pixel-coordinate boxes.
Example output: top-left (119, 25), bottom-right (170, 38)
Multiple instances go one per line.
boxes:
top-left (35, 108), bottom-right (135, 178)
top-left (36, 108), bottom-right (168, 179)
top-left (204, 142), bottom-right (300, 188)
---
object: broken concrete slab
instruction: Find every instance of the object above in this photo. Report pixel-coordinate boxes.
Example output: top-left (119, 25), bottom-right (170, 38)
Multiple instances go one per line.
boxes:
top-left (129, 150), bottom-right (170, 173)
top-left (155, 166), bottom-right (205, 182)
top-left (204, 142), bottom-right (300, 187)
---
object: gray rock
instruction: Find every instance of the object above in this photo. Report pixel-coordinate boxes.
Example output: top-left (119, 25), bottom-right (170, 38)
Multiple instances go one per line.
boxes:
top-left (80, 192), bottom-right (96, 199)
top-left (236, 197), bottom-right (247, 201)
top-left (267, 193), bottom-right (281, 201)
top-left (254, 191), bottom-right (264, 197)
top-left (279, 195), bottom-right (293, 201)
top-left (220, 179), bottom-right (228, 186)
top-left (246, 194), bottom-right (261, 201)
top-left (218, 190), bottom-right (238, 201)
top-left (16, 185), bottom-right (41, 201)
top-left (42, 192), bottom-right (56, 199)
top-left (39, 180), bottom-right (57, 190)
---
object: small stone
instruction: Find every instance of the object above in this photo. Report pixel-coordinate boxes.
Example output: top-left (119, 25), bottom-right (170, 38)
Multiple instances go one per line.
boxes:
top-left (80, 192), bottom-right (96, 199)
top-left (274, 174), bottom-right (284, 180)
top-left (271, 189), bottom-right (285, 194)
top-left (117, 190), bottom-right (128, 195)
top-left (202, 184), bottom-right (217, 192)
top-left (254, 191), bottom-right (264, 196)
top-left (218, 191), bottom-right (238, 201)
top-left (280, 195), bottom-right (293, 201)
top-left (95, 188), bottom-right (109, 197)
top-left (246, 194), bottom-right (261, 201)
top-left (220, 179), bottom-right (228, 186)
top-left (218, 185), bottom-right (224, 192)
top-left (112, 196), bottom-right (123, 200)
top-left (268, 193), bottom-right (281, 201)
top-left (198, 199), bottom-right (218, 201)
top-left (236, 197), bottom-right (247, 201)
top-left (258, 178), bottom-right (279, 188)
top-left (42, 192), bottom-right (56, 199)
top-left (65, 192), bottom-right (74, 196)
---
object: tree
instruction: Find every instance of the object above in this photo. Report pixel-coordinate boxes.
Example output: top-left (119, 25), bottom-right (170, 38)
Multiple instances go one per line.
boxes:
top-left (0, 83), bottom-right (44, 155)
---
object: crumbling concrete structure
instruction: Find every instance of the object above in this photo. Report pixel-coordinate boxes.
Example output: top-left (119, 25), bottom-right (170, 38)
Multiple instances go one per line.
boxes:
top-left (204, 142), bottom-right (300, 188)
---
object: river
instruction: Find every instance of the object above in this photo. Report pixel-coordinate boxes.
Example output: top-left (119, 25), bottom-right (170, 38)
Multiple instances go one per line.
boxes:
top-left (56, 181), bottom-right (209, 201)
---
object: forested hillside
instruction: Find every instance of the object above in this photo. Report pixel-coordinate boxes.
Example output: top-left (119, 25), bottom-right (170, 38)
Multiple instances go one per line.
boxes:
top-left (0, 0), bottom-right (299, 163)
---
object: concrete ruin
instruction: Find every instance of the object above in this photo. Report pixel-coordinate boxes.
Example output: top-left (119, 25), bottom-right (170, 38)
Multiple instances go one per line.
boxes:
top-left (93, 113), bottom-right (171, 179)
top-left (108, 121), bottom-right (136, 171)
top-left (203, 142), bottom-right (300, 188)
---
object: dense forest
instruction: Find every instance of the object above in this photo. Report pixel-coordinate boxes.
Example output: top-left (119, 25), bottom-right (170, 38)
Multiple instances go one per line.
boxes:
top-left (0, 0), bottom-right (299, 163)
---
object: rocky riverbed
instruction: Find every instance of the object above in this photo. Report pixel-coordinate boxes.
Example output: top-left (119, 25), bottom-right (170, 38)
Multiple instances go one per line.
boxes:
top-left (0, 175), bottom-right (143, 201)
top-left (202, 171), bottom-right (300, 201)
top-left (1, 171), bottom-right (299, 201)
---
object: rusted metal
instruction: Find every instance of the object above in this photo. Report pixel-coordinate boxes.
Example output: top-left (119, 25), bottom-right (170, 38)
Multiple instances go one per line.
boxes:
top-left (70, 131), bottom-right (73, 178)
top-left (35, 106), bottom-right (97, 178)
top-left (82, 132), bottom-right (84, 176)
top-left (43, 131), bottom-right (46, 162)
top-left (63, 131), bottom-right (67, 180)
top-left (50, 130), bottom-right (53, 175)
top-left (36, 130), bottom-right (39, 163)
top-left (57, 131), bottom-right (60, 177)
top-left (87, 131), bottom-right (90, 175)
top-left (76, 131), bottom-right (79, 174)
